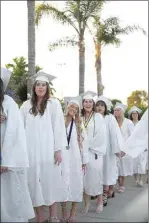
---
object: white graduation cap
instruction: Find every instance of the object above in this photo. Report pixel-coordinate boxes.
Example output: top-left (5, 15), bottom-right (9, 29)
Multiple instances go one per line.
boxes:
top-left (64, 97), bottom-right (73, 107)
top-left (80, 91), bottom-right (97, 100)
top-left (32, 71), bottom-right (56, 83)
top-left (64, 96), bottom-right (82, 115)
top-left (114, 102), bottom-right (127, 112)
top-left (96, 95), bottom-right (112, 111)
top-left (64, 96), bottom-right (81, 109)
top-left (128, 106), bottom-right (142, 116)
top-left (64, 96), bottom-right (75, 109)
top-left (1, 67), bottom-right (12, 91)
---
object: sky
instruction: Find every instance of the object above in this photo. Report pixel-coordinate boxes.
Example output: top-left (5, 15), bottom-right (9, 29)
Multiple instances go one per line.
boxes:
top-left (1, 1), bottom-right (148, 103)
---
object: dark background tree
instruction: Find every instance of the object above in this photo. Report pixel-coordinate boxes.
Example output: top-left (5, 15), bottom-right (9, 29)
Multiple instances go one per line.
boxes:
top-left (6, 56), bottom-right (56, 105)
top-left (6, 57), bottom-right (28, 103)
top-left (111, 98), bottom-right (122, 107)
top-left (125, 90), bottom-right (148, 117)
top-left (6, 57), bottom-right (42, 104)
top-left (127, 90), bottom-right (148, 108)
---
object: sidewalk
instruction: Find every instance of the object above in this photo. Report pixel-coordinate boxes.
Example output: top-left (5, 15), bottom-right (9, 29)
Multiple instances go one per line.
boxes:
top-left (76, 176), bottom-right (148, 222)
top-left (31, 175), bottom-right (148, 222)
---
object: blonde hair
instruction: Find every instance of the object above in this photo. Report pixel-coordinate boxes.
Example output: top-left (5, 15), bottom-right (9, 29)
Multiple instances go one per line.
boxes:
top-left (65, 105), bottom-right (84, 151)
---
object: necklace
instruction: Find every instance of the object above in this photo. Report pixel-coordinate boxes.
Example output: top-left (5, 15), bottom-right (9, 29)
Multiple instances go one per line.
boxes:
top-left (83, 111), bottom-right (94, 133)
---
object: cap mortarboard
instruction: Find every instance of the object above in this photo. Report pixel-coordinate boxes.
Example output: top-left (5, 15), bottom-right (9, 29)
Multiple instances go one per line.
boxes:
top-left (32, 71), bottom-right (56, 83)
top-left (80, 91), bottom-right (97, 100)
top-left (96, 95), bottom-right (112, 111)
top-left (128, 106), bottom-right (142, 116)
top-left (114, 102), bottom-right (127, 112)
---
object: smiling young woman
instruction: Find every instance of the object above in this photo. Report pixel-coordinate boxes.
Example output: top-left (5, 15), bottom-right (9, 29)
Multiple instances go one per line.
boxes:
top-left (80, 92), bottom-right (107, 214)
top-left (20, 71), bottom-right (67, 222)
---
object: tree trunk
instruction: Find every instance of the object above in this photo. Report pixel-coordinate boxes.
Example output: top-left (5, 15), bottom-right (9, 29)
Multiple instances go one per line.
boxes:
top-left (95, 42), bottom-right (104, 96)
top-left (27, 0), bottom-right (35, 95)
top-left (79, 35), bottom-right (85, 95)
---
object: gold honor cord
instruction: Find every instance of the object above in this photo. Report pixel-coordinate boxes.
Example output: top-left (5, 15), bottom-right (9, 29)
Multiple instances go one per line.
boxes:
top-left (83, 111), bottom-right (94, 133)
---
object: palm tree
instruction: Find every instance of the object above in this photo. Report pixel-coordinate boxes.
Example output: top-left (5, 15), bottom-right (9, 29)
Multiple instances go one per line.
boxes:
top-left (40, 3), bottom-right (146, 96)
top-left (35, 0), bottom-right (104, 94)
top-left (92, 16), bottom-right (146, 95)
top-left (27, 0), bottom-right (36, 94)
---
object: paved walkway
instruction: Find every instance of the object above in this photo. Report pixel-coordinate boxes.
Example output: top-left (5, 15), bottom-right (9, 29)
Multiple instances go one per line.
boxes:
top-left (31, 175), bottom-right (148, 222)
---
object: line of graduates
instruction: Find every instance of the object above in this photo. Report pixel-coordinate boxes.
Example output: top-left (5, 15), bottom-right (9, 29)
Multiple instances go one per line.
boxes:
top-left (0, 68), bottom-right (148, 222)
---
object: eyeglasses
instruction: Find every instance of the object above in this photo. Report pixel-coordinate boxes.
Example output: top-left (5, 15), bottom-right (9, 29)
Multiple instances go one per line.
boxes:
top-left (36, 82), bottom-right (47, 87)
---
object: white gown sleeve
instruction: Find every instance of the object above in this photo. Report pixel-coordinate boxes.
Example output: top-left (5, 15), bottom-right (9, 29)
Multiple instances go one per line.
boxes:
top-left (20, 101), bottom-right (28, 127)
top-left (81, 127), bottom-right (89, 165)
top-left (50, 98), bottom-right (67, 152)
top-left (127, 120), bottom-right (134, 135)
top-left (109, 114), bottom-right (123, 154)
top-left (123, 109), bottom-right (148, 158)
top-left (1, 97), bottom-right (29, 168)
top-left (89, 113), bottom-right (107, 155)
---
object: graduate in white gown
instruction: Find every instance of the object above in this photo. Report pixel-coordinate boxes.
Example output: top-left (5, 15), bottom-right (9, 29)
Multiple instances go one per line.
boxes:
top-left (0, 67), bottom-right (35, 222)
top-left (114, 102), bottom-right (134, 193)
top-left (122, 108), bottom-right (148, 184)
top-left (20, 71), bottom-right (67, 222)
top-left (95, 96), bottom-right (122, 206)
top-left (61, 97), bottom-right (89, 222)
top-left (128, 106), bottom-right (147, 187)
top-left (123, 109), bottom-right (148, 157)
top-left (80, 91), bottom-right (107, 214)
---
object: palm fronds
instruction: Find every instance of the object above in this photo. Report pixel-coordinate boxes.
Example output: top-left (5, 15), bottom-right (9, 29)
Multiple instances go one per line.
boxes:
top-left (49, 36), bottom-right (78, 51)
top-left (35, 3), bottom-right (79, 33)
top-left (95, 16), bottom-right (147, 46)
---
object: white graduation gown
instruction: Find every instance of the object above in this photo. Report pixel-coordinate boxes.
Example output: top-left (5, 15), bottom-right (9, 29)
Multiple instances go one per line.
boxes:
top-left (103, 114), bottom-right (122, 185)
top-left (117, 118), bottom-right (134, 176)
top-left (1, 95), bottom-right (35, 222)
top-left (133, 151), bottom-right (147, 174)
top-left (133, 121), bottom-right (147, 174)
top-left (65, 121), bottom-right (89, 202)
top-left (83, 113), bottom-right (106, 196)
top-left (123, 109), bottom-right (148, 158)
top-left (20, 98), bottom-right (68, 207)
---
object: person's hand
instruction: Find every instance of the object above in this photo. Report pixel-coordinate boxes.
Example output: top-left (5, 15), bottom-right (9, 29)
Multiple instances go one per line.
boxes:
top-left (82, 164), bottom-right (86, 174)
top-left (54, 151), bottom-right (62, 165)
top-left (120, 151), bottom-right (126, 157)
top-left (82, 164), bottom-right (86, 170)
top-left (115, 153), bottom-right (121, 159)
top-left (0, 166), bottom-right (8, 174)
top-left (0, 114), bottom-right (6, 123)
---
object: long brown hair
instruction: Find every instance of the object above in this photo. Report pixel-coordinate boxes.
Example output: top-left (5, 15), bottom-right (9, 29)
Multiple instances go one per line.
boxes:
top-left (0, 78), bottom-right (4, 113)
top-left (75, 116), bottom-right (84, 151)
top-left (95, 100), bottom-right (110, 116)
top-left (29, 81), bottom-right (50, 116)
